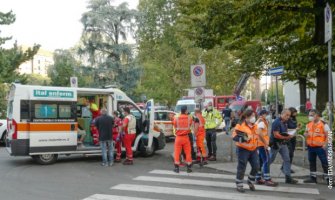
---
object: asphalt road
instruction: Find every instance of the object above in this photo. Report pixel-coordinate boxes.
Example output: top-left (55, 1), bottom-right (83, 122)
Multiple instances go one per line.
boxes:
top-left (0, 134), bottom-right (333, 200)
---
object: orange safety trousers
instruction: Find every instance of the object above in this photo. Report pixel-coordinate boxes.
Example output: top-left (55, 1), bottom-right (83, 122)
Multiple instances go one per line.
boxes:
top-left (174, 135), bottom-right (192, 165)
top-left (196, 132), bottom-right (207, 157)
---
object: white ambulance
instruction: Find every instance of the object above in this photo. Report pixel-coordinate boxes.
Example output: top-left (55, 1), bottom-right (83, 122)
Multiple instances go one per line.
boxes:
top-left (6, 84), bottom-right (165, 164)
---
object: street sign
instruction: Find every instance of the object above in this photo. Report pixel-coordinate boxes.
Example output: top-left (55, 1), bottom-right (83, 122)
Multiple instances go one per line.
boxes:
top-left (236, 95), bottom-right (243, 101)
top-left (325, 3), bottom-right (332, 43)
top-left (194, 87), bottom-right (205, 103)
top-left (268, 66), bottom-right (284, 76)
top-left (191, 64), bottom-right (206, 87)
top-left (70, 77), bottom-right (78, 88)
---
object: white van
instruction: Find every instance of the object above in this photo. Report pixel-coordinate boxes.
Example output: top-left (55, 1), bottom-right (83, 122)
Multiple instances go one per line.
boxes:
top-left (6, 84), bottom-right (165, 164)
top-left (174, 99), bottom-right (196, 114)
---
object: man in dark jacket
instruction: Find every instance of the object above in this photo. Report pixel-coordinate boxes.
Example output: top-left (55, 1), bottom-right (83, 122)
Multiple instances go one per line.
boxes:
top-left (95, 108), bottom-right (114, 166)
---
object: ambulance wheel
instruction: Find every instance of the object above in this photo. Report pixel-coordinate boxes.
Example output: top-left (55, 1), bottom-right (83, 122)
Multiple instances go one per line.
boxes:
top-left (32, 154), bottom-right (58, 165)
top-left (141, 139), bottom-right (157, 157)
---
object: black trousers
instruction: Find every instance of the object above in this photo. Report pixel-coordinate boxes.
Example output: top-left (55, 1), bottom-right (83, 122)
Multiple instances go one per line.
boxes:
top-left (287, 136), bottom-right (296, 163)
top-left (206, 129), bottom-right (217, 157)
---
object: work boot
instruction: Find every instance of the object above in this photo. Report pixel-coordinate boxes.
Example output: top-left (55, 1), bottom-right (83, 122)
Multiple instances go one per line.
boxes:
top-left (122, 159), bottom-right (133, 165)
top-left (247, 181), bottom-right (256, 191)
top-left (208, 155), bottom-right (216, 161)
top-left (173, 164), bottom-right (180, 173)
top-left (236, 186), bottom-right (245, 193)
top-left (304, 177), bottom-right (317, 184)
top-left (187, 164), bottom-right (192, 173)
top-left (256, 179), bottom-right (266, 185)
top-left (203, 157), bottom-right (208, 165)
top-left (285, 176), bottom-right (298, 184)
top-left (265, 180), bottom-right (278, 187)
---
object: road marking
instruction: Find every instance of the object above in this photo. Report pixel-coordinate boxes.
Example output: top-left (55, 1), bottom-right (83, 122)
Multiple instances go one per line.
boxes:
top-left (149, 169), bottom-right (307, 184)
top-left (133, 176), bottom-right (319, 195)
top-left (111, 184), bottom-right (313, 200)
top-left (82, 194), bottom-right (161, 200)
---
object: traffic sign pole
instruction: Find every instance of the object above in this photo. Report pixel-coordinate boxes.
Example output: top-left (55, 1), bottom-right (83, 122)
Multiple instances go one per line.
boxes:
top-left (268, 66), bottom-right (284, 117)
top-left (325, 3), bottom-right (333, 133)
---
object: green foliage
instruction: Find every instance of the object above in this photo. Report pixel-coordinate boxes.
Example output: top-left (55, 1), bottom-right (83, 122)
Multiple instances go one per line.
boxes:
top-left (136, 0), bottom-right (242, 106)
top-left (0, 10), bottom-right (40, 115)
top-left (296, 113), bottom-right (308, 135)
top-left (26, 74), bottom-right (51, 86)
top-left (174, 0), bottom-right (335, 109)
top-left (79, 0), bottom-right (140, 92)
top-left (48, 49), bottom-right (78, 87)
top-left (260, 80), bottom-right (284, 103)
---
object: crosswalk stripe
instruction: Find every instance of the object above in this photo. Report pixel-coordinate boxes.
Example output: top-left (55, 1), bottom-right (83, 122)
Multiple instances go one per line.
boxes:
top-left (82, 194), bottom-right (161, 200)
top-left (111, 184), bottom-right (313, 200)
top-left (133, 176), bottom-right (319, 195)
top-left (149, 169), bottom-right (308, 184)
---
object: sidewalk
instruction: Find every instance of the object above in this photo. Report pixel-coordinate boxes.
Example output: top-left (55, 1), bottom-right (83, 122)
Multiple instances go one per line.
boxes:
top-left (208, 133), bottom-right (334, 177)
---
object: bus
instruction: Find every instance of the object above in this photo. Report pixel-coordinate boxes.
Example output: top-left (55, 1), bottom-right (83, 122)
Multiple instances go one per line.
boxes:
top-left (6, 83), bottom-right (165, 164)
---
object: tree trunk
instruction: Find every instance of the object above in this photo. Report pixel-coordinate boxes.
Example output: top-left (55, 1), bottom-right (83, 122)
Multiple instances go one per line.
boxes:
top-left (316, 69), bottom-right (329, 111)
top-left (313, 0), bottom-right (325, 45)
top-left (298, 78), bottom-right (307, 113)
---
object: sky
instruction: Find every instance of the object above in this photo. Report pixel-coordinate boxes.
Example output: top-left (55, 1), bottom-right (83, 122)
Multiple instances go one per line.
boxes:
top-left (0, 0), bottom-right (139, 51)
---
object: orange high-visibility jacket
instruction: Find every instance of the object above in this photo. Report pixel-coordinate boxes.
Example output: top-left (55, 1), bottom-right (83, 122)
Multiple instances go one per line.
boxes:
top-left (194, 113), bottom-right (206, 135)
top-left (173, 114), bottom-right (192, 136)
top-left (257, 118), bottom-right (269, 147)
top-left (232, 122), bottom-right (258, 151)
top-left (306, 121), bottom-right (328, 147)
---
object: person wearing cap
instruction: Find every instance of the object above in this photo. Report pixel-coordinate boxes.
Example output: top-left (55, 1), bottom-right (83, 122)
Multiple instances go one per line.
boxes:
top-left (173, 105), bottom-right (193, 173)
top-left (255, 110), bottom-right (278, 186)
top-left (202, 102), bottom-right (222, 161)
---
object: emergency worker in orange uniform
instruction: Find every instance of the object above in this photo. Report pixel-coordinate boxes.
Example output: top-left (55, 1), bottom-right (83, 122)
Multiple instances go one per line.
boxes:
top-left (255, 110), bottom-right (278, 186)
top-left (303, 109), bottom-right (331, 185)
top-left (173, 105), bottom-right (193, 173)
top-left (193, 108), bottom-right (207, 164)
top-left (232, 109), bottom-right (259, 193)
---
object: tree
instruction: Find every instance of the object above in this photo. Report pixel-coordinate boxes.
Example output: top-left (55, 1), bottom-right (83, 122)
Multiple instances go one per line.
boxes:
top-left (48, 49), bottom-right (78, 86)
top-left (26, 74), bottom-right (51, 86)
top-left (79, 0), bottom-right (140, 92)
top-left (175, 0), bottom-right (335, 111)
top-left (136, 0), bottom-right (242, 106)
top-left (0, 10), bottom-right (40, 114)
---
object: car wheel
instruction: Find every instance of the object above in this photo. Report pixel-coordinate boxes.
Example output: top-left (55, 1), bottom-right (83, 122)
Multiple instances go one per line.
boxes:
top-left (32, 154), bottom-right (58, 165)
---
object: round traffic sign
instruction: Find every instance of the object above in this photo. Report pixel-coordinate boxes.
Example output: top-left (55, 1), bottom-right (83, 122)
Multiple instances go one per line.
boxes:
top-left (71, 78), bottom-right (77, 84)
top-left (193, 66), bottom-right (204, 77)
top-left (195, 87), bottom-right (204, 95)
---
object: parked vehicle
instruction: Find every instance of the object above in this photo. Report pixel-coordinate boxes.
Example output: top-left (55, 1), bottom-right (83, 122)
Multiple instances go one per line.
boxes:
top-left (214, 95), bottom-right (236, 111)
top-left (229, 100), bottom-right (262, 115)
top-left (174, 99), bottom-right (197, 114)
top-left (6, 83), bottom-right (165, 164)
top-left (154, 110), bottom-right (175, 138)
top-left (0, 119), bottom-right (7, 144)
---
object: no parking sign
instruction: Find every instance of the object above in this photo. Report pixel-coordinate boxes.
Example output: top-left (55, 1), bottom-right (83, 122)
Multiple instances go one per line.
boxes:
top-left (191, 64), bottom-right (206, 87)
